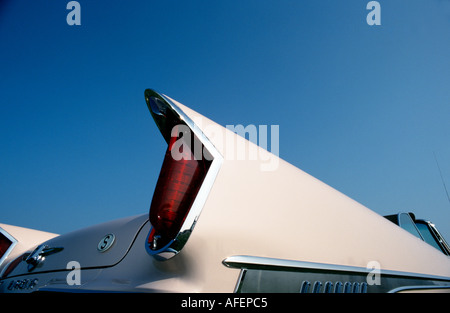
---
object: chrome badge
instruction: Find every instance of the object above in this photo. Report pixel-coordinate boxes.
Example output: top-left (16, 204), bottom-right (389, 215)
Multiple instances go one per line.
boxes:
top-left (97, 234), bottom-right (115, 252)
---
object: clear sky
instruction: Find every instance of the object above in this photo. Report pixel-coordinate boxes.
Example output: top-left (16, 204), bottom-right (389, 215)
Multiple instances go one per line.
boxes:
top-left (1, 1), bottom-right (450, 242)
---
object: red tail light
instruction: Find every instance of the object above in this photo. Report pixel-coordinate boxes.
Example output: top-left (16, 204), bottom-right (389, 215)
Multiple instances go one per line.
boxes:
top-left (0, 232), bottom-right (13, 259)
top-left (147, 125), bottom-right (212, 251)
top-left (144, 90), bottom-right (221, 259)
top-left (0, 229), bottom-right (18, 278)
top-left (1, 253), bottom-right (24, 279)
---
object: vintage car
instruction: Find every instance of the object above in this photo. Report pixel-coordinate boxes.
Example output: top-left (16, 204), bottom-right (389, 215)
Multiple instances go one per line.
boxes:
top-left (1, 89), bottom-right (449, 293)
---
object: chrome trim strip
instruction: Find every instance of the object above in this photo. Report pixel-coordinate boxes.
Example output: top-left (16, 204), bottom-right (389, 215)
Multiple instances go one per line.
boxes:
top-left (144, 91), bottom-right (223, 260)
top-left (426, 221), bottom-right (450, 255)
top-left (388, 285), bottom-right (450, 293)
top-left (223, 255), bottom-right (450, 282)
top-left (233, 269), bottom-right (247, 293)
top-left (0, 227), bottom-right (18, 269)
top-left (397, 213), bottom-right (424, 241)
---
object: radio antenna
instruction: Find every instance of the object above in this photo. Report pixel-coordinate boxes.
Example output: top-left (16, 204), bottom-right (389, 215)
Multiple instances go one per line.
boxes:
top-left (433, 151), bottom-right (450, 206)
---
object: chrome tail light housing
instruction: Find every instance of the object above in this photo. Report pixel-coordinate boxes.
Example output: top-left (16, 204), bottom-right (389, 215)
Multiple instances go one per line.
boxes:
top-left (144, 90), bottom-right (222, 260)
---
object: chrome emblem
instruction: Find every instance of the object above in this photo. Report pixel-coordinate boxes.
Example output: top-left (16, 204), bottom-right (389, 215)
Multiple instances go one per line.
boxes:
top-left (97, 234), bottom-right (115, 252)
top-left (25, 244), bottom-right (64, 272)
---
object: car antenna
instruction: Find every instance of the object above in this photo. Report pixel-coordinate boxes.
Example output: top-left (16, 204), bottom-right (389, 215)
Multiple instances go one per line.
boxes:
top-left (433, 151), bottom-right (450, 207)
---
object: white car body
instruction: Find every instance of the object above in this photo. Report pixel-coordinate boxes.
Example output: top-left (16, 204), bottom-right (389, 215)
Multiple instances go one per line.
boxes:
top-left (1, 90), bottom-right (449, 293)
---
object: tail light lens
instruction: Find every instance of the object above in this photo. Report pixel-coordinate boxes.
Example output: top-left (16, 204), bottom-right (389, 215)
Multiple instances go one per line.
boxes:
top-left (1, 253), bottom-right (25, 279)
top-left (0, 232), bottom-right (13, 260)
top-left (148, 125), bottom-right (212, 250)
top-left (0, 228), bottom-right (18, 278)
top-left (144, 89), bottom-right (221, 259)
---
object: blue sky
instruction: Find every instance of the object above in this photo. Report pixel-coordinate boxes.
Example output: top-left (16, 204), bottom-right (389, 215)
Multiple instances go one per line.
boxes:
top-left (1, 1), bottom-right (450, 242)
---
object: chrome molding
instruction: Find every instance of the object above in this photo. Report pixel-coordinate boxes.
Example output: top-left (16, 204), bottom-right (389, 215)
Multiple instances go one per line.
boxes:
top-left (25, 244), bottom-right (64, 272)
top-left (424, 220), bottom-right (450, 255)
top-left (223, 255), bottom-right (450, 281)
top-left (223, 255), bottom-right (450, 293)
top-left (388, 285), bottom-right (450, 293)
top-left (144, 91), bottom-right (223, 261)
top-left (233, 268), bottom-right (247, 293)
